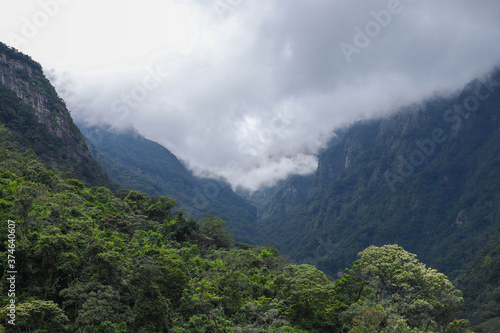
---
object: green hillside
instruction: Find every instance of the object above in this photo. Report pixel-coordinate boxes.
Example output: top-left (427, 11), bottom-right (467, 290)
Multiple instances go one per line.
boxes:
top-left (0, 42), bottom-right (491, 331)
top-left (257, 70), bottom-right (500, 328)
top-left (0, 124), bottom-right (470, 331)
top-left (79, 125), bottom-right (258, 244)
top-left (0, 42), bottom-right (114, 188)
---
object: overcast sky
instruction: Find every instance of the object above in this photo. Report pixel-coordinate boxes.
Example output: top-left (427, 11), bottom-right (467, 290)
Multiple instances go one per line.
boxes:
top-left (1, 0), bottom-right (500, 190)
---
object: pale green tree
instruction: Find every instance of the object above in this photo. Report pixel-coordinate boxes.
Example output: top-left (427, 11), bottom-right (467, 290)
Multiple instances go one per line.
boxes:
top-left (353, 244), bottom-right (468, 332)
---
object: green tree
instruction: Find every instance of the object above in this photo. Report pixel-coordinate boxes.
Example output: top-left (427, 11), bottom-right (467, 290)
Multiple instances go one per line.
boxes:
top-left (33, 226), bottom-right (83, 297)
top-left (280, 264), bottom-right (339, 330)
top-left (146, 196), bottom-right (177, 222)
top-left (354, 244), bottom-right (467, 332)
top-left (196, 215), bottom-right (233, 250)
top-left (12, 300), bottom-right (69, 332)
top-left (73, 284), bottom-right (130, 333)
top-left (166, 212), bottom-right (199, 242)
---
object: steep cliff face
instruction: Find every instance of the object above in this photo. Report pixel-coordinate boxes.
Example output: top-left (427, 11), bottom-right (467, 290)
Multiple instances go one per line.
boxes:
top-left (257, 69), bottom-right (500, 283)
top-left (0, 42), bottom-right (112, 187)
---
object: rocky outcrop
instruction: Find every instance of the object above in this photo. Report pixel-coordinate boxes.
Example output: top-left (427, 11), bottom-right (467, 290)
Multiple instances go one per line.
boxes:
top-left (257, 68), bottom-right (500, 280)
top-left (0, 42), bottom-right (112, 186)
top-left (0, 49), bottom-right (89, 159)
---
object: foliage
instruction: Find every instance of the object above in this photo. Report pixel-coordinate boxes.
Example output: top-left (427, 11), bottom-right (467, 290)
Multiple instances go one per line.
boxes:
top-left (0, 125), bottom-right (469, 331)
top-left (0, 42), bottom-right (115, 188)
top-left (80, 124), bottom-right (257, 243)
top-left (257, 70), bottom-right (500, 326)
top-left (351, 245), bottom-right (466, 332)
top-left (456, 229), bottom-right (500, 330)
top-left (0, 41), bottom-right (488, 331)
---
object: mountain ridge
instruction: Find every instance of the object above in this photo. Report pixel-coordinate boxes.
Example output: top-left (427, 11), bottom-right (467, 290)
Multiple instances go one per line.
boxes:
top-left (254, 69), bottom-right (500, 324)
top-left (78, 123), bottom-right (258, 244)
top-left (0, 42), bottom-right (113, 187)
top-left (0, 40), bottom-right (497, 331)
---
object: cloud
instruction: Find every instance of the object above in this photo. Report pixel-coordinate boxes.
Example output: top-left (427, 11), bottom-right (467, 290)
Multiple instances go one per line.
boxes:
top-left (3, 0), bottom-right (500, 190)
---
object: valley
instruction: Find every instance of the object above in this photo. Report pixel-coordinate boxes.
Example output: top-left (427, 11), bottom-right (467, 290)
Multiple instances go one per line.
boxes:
top-left (0, 39), bottom-right (499, 331)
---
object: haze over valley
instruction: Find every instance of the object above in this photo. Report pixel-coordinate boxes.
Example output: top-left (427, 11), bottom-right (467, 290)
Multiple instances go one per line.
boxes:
top-left (1, 1), bottom-right (500, 331)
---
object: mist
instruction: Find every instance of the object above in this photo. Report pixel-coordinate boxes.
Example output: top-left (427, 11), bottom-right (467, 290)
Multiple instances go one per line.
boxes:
top-left (2, 0), bottom-right (500, 190)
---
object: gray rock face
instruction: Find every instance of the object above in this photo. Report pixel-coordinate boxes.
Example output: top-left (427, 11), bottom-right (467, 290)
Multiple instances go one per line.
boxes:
top-left (0, 43), bottom-right (111, 186)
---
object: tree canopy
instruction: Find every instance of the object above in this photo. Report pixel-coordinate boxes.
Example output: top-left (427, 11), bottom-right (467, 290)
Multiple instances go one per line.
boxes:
top-left (0, 125), bottom-right (471, 332)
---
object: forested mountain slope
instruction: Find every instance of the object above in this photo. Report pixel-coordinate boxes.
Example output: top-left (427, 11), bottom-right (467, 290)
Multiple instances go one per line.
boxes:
top-left (0, 123), bottom-right (471, 332)
top-left (257, 69), bottom-right (500, 326)
top-left (79, 124), bottom-right (258, 244)
top-left (0, 42), bottom-right (113, 188)
top-left (0, 41), bottom-right (483, 332)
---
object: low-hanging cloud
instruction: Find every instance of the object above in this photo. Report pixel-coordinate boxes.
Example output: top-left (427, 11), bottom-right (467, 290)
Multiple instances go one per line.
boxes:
top-left (4, 0), bottom-right (500, 190)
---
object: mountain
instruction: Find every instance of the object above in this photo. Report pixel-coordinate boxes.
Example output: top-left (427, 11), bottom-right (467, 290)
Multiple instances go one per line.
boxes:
top-left (0, 41), bottom-right (256, 242)
top-left (79, 124), bottom-right (258, 244)
top-left (0, 42), bottom-right (484, 333)
top-left (256, 69), bottom-right (500, 325)
top-left (0, 42), bottom-right (113, 188)
top-left (0, 41), bottom-right (475, 332)
top-left (0, 122), bottom-right (470, 332)
top-left (73, 68), bottom-right (500, 326)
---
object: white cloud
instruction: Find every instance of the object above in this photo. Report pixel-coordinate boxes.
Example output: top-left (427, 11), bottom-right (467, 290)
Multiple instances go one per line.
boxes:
top-left (2, 0), bottom-right (500, 190)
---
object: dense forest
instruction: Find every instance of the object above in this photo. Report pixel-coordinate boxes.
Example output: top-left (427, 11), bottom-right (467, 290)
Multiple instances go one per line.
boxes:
top-left (0, 42), bottom-right (113, 188)
top-left (78, 125), bottom-right (258, 244)
top-left (0, 42), bottom-right (497, 332)
top-left (0, 123), bottom-right (470, 332)
top-left (254, 71), bottom-right (500, 330)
